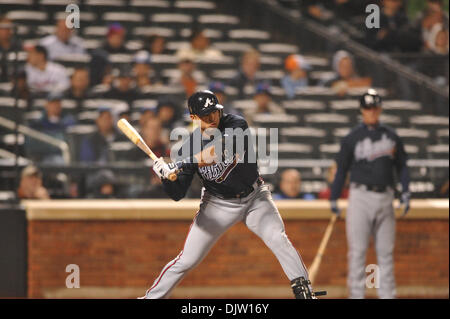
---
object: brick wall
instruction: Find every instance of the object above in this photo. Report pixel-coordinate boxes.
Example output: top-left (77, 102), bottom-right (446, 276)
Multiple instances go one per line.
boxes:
top-left (27, 217), bottom-right (448, 298)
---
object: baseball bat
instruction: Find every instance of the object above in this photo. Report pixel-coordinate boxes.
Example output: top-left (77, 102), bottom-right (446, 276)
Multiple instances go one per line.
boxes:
top-left (117, 118), bottom-right (177, 181)
top-left (308, 214), bottom-right (338, 284)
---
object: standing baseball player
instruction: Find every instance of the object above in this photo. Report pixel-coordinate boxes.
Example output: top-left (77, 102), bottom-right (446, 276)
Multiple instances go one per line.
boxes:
top-left (140, 90), bottom-right (321, 299)
top-left (330, 89), bottom-right (410, 299)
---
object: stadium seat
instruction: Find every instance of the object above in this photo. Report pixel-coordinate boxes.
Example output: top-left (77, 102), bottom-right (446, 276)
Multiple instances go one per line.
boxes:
top-left (276, 142), bottom-right (314, 159)
top-left (179, 28), bottom-right (223, 41)
top-left (382, 100), bottom-right (422, 119)
top-left (319, 143), bottom-right (341, 159)
top-left (83, 0), bottom-right (127, 13)
top-left (150, 13), bottom-right (194, 29)
top-left (0, 0), bottom-right (34, 12)
top-left (173, 1), bottom-right (217, 16)
top-left (396, 128), bottom-right (430, 147)
top-left (252, 113), bottom-right (298, 128)
top-left (0, 97), bottom-right (27, 123)
top-left (409, 115), bottom-right (449, 129)
top-left (436, 128), bottom-right (449, 144)
top-left (404, 144), bottom-right (421, 159)
top-left (132, 27), bottom-right (176, 41)
top-left (83, 26), bottom-right (108, 39)
top-left (197, 14), bottom-right (240, 31)
top-left (38, 0), bottom-right (80, 19)
top-left (53, 53), bottom-right (91, 69)
top-left (280, 127), bottom-right (327, 145)
top-left (150, 54), bottom-right (179, 73)
top-left (211, 41), bottom-right (253, 58)
top-left (228, 29), bottom-right (271, 46)
top-left (328, 99), bottom-right (359, 121)
top-left (6, 10), bottom-right (48, 25)
top-left (304, 113), bottom-right (350, 131)
top-left (281, 100), bottom-right (327, 121)
top-left (258, 43), bottom-right (298, 57)
top-left (426, 144), bottom-right (449, 160)
top-left (102, 12), bottom-right (145, 27)
top-left (110, 141), bottom-right (135, 161)
top-left (128, 0), bottom-right (171, 15)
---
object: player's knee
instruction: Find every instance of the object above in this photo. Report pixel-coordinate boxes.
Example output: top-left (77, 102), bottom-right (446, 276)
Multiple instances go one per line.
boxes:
top-left (266, 231), bottom-right (290, 250)
top-left (177, 256), bottom-right (199, 272)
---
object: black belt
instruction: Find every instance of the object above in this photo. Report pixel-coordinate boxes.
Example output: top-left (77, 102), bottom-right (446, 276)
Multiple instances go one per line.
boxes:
top-left (353, 183), bottom-right (389, 193)
top-left (212, 177), bottom-right (264, 200)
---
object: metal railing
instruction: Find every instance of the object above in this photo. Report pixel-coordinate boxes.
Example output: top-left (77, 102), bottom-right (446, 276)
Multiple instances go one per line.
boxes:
top-left (0, 116), bottom-right (71, 164)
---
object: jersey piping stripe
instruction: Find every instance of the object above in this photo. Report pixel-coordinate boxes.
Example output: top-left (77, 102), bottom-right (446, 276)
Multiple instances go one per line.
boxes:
top-left (145, 209), bottom-right (201, 297)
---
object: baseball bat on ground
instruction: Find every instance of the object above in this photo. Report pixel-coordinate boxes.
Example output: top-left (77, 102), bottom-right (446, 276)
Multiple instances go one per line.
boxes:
top-left (117, 118), bottom-right (177, 181)
top-left (308, 214), bottom-right (338, 284)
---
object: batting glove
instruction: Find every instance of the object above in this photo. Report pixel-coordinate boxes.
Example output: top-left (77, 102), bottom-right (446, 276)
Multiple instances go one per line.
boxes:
top-left (399, 191), bottom-right (411, 217)
top-left (153, 157), bottom-right (178, 180)
top-left (330, 200), bottom-right (342, 217)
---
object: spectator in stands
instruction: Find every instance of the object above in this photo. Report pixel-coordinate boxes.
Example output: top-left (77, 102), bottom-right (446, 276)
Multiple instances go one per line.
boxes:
top-left (89, 23), bottom-right (130, 86)
top-left (365, 0), bottom-right (422, 52)
top-left (24, 45), bottom-right (70, 95)
top-left (139, 106), bottom-right (156, 128)
top-left (244, 82), bottom-right (284, 126)
top-left (132, 50), bottom-right (160, 92)
top-left (170, 51), bottom-right (206, 98)
top-left (425, 23), bottom-right (449, 55)
top-left (17, 165), bottom-right (50, 200)
top-left (13, 69), bottom-right (30, 100)
top-left (26, 91), bottom-right (76, 163)
top-left (0, 16), bottom-right (21, 82)
top-left (298, 0), bottom-right (372, 22)
top-left (147, 34), bottom-right (168, 55)
top-left (79, 107), bottom-right (118, 163)
top-left (129, 117), bottom-right (169, 161)
top-left (155, 98), bottom-right (182, 131)
top-left (87, 169), bottom-right (118, 199)
top-left (318, 161), bottom-right (349, 199)
top-left (176, 29), bottom-right (223, 62)
top-left (104, 65), bottom-right (137, 103)
top-left (102, 23), bottom-right (129, 54)
top-left (322, 50), bottom-right (372, 96)
top-left (273, 169), bottom-right (316, 200)
top-left (208, 81), bottom-right (240, 115)
top-left (253, 82), bottom-right (284, 114)
top-left (229, 48), bottom-right (262, 99)
top-left (418, 0), bottom-right (449, 48)
top-left (63, 68), bottom-right (92, 101)
top-left (39, 19), bottom-right (86, 61)
top-left (281, 54), bottom-right (311, 99)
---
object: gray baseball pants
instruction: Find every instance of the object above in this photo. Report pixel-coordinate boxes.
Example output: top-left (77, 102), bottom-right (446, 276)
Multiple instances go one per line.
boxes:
top-left (346, 185), bottom-right (396, 299)
top-left (142, 184), bottom-right (309, 299)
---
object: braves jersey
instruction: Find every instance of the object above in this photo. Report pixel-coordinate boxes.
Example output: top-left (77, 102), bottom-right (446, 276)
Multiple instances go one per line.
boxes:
top-left (162, 113), bottom-right (259, 200)
top-left (330, 123), bottom-right (410, 201)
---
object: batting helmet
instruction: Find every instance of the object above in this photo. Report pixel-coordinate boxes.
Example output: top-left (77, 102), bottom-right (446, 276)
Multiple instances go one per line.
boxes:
top-left (188, 90), bottom-right (224, 116)
top-left (360, 88), bottom-right (382, 109)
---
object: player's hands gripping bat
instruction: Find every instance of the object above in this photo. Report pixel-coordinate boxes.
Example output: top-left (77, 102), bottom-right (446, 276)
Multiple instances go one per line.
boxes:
top-left (153, 157), bottom-right (180, 181)
top-left (117, 119), bottom-right (177, 181)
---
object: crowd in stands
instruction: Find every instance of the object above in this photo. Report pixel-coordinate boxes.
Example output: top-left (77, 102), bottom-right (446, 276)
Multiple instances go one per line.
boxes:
top-left (297, 0), bottom-right (449, 56)
top-left (0, 1), bottom-right (447, 201)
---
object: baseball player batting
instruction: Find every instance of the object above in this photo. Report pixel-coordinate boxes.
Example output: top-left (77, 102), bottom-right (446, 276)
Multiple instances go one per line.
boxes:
top-left (139, 90), bottom-right (324, 299)
top-left (330, 89), bottom-right (410, 299)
